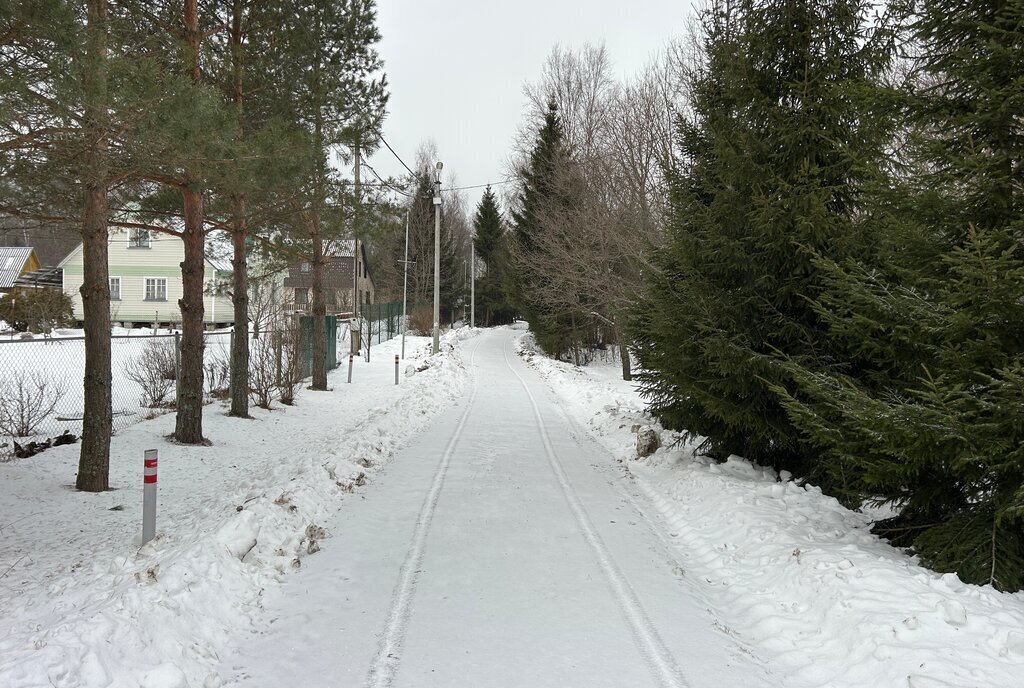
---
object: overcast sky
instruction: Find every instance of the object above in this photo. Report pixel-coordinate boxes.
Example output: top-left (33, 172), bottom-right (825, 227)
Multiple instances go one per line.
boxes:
top-left (363, 0), bottom-right (697, 210)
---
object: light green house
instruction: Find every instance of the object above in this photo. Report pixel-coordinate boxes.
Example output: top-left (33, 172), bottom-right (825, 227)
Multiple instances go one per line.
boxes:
top-left (59, 228), bottom-right (234, 327)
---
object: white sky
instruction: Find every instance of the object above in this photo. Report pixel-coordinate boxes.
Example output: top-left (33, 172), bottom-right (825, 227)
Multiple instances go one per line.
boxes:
top-left (364, 0), bottom-right (697, 210)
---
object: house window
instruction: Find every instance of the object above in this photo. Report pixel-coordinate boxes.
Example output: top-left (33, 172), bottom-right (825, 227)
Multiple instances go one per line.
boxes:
top-left (365, 291), bottom-right (370, 304)
top-left (109, 277), bottom-right (121, 301)
top-left (144, 277), bottom-right (167, 301)
top-left (358, 289), bottom-right (362, 306)
top-left (295, 287), bottom-right (308, 305)
top-left (128, 228), bottom-right (151, 248)
top-left (300, 262), bottom-right (310, 273)
top-left (363, 263), bottom-right (368, 278)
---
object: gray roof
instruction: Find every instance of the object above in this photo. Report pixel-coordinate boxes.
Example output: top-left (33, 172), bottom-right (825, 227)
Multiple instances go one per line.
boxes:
top-left (0, 247), bottom-right (34, 289)
top-left (14, 265), bottom-right (62, 289)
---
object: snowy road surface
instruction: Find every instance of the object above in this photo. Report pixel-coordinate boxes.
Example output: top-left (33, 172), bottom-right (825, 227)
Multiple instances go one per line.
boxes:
top-left (221, 328), bottom-right (774, 688)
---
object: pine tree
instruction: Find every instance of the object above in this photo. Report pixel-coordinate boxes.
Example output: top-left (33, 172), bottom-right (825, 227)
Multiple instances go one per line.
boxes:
top-left (773, 0), bottom-right (1024, 589)
top-left (472, 186), bottom-right (513, 326)
top-left (273, 0), bottom-right (386, 390)
top-left (1, 0), bottom-right (120, 489)
top-left (630, 0), bottom-right (893, 474)
top-left (510, 101), bottom-right (581, 356)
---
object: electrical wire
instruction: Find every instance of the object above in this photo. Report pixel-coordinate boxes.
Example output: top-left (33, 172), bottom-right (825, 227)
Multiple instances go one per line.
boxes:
top-left (378, 134), bottom-right (417, 178)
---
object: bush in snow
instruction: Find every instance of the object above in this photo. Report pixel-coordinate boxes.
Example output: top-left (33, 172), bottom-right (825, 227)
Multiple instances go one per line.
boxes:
top-left (124, 339), bottom-right (176, 408)
top-left (0, 371), bottom-right (67, 437)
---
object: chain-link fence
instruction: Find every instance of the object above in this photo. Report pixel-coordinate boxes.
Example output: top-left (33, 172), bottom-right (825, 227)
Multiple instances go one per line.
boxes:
top-left (360, 300), bottom-right (403, 347)
top-left (0, 309), bottom-right (399, 458)
top-left (0, 331), bottom-right (237, 457)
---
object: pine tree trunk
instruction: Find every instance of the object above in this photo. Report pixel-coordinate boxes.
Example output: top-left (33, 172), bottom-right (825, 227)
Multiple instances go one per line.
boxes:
top-left (76, 0), bottom-right (112, 492)
top-left (310, 229), bottom-right (327, 390)
top-left (227, 0), bottom-right (250, 418)
top-left (229, 200), bottom-right (250, 417)
top-left (174, 186), bottom-right (206, 444)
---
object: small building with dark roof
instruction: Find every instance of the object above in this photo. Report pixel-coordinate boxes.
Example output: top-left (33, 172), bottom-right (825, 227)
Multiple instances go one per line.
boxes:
top-left (282, 240), bottom-right (375, 316)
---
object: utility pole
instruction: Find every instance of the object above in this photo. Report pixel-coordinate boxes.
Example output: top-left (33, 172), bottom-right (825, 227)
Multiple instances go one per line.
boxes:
top-left (471, 242), bottom-right (475, 328)
top-left (432, 161), bottom-right (442, 354)
top-left (353, 141), bottom-right (361, 324)
top-left (400, 207), bottom-right (411, 359)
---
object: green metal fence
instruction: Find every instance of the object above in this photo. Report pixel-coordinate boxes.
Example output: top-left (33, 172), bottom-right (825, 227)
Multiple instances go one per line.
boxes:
top-left (361, 300), bottom-right (403, 345)
top-left (298, 315), bottom-right (338, 378)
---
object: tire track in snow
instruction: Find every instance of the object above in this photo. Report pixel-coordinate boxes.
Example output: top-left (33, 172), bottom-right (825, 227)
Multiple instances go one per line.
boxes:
top-left (501, 339), bottom-right (691, 688)
top-left (364, 340), bottom-right (480, 688)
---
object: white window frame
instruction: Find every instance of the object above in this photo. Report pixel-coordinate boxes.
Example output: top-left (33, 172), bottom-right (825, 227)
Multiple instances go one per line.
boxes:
top-left (128, 228), bottom-right (151, 248)
top-left (144, 277), bottom-right (167, 302)
top-left (109, 276), bottom-right (121, 301)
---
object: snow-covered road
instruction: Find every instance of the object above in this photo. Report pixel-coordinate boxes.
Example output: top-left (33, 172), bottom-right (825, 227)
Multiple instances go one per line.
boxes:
top-left (221, 327), bottom-right (774, 688)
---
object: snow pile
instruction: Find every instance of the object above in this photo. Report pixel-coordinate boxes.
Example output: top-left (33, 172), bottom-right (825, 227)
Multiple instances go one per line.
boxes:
top-left (0, 330), bottom-right (473, 688)
top-left (516, 329), bottom-right (1024, 688)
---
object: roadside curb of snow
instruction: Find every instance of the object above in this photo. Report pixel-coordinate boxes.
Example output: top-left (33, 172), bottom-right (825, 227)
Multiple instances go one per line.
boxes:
top-left (0, 330), bottom-right (475, 688)
top-left (512, 328), bottom-right (1024, 688)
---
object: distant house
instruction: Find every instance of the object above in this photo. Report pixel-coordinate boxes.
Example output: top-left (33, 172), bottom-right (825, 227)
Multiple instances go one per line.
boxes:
top-left (59, 228), bottom-right (233, 327)
top-left (0, 247), bottom-right (41, 295)
top-left (283, 240), bottom-right (375, 316)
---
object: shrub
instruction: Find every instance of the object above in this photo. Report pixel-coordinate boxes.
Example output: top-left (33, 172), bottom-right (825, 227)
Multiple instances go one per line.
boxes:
top-left (124, 339), bottom-right (177, 408)
top-left (0, 289), bottom-right (74, 333)
top-left (0, 371), bottom-right (67, 437)
top-left (408, 306), bottom-right (433, 336)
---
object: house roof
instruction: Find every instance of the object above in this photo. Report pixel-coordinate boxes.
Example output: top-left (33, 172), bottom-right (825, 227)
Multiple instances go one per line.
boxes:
top-left (0, 247), bottom-right (35, 289)
top-left (14, 265), bottom-right (62, 289)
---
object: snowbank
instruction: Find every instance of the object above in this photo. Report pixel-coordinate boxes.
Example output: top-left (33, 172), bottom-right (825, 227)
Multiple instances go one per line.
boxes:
top-left (0, 330), bottom-right (473, 688)
top-left (516, 329), bottom-right (1024, 688)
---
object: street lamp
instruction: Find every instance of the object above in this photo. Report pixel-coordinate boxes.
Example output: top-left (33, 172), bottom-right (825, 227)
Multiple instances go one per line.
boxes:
top-left (432, 161), bottom-right (442, 354)
top-left (399, 207), bottom-right (415, 359)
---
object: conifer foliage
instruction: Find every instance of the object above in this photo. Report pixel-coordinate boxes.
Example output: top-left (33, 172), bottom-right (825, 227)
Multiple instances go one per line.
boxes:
top-left (472, 186), bottom-right (514, 326)
top-left (631, 0), bottom-right (893, 474)
top-left (771, 0), bottom-right (1024, 589)
top-left (509, 102), bottom-right (580, 357)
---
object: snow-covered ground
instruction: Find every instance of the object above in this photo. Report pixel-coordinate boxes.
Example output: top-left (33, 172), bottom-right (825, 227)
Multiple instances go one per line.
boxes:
top-left (2, 324), bottom-right (1023, 688)
top-left (0, 330), bottom-right (472, 688)
top-left (516, 329), bottom-right (1024, 688)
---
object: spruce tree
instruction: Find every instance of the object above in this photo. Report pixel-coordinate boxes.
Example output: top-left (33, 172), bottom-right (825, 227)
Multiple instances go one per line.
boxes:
top-left (774, 0), bottom-right (1024, 589)
top-left (510, 101), bottom-right (580, 356)
top-left (472, 186), bottom-right (513, 326)
top-left (631, 0), bottom-right (893, 474)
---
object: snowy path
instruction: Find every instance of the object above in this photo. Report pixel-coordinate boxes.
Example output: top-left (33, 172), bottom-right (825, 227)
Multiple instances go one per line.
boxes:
top-left (221, 328), bottom-right (774, 688)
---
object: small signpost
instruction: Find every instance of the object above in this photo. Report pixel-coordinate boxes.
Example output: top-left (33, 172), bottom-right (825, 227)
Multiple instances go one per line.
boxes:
top-left (142, 449), bottom-right (158, 545)
top-left (348, 354), bottom-right (354, 384)
top-left (395, 354), bottom-right (399, 385)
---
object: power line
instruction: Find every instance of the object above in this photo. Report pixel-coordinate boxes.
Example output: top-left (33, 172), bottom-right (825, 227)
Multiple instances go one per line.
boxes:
top-left (361, 160), bottom-right (414, 198)
top-left (444, 180), bottom-right (515, 192)
top-left (379, 134), bottom-right (417, 178)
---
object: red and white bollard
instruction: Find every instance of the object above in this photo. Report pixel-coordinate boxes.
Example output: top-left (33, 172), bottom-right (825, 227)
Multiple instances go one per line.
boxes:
top-left (142, 449), bottom-right (158, 544)
top-left (395, 354), bottom-right (399, 385)
top-left (348, 354), bottom-right (354, 384)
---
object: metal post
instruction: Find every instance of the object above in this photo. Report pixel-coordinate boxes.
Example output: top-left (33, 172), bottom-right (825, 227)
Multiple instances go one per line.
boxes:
top-left (401, 209), bottom-right (410, 359)
top-left (395, 354), bottom-right (399, 385)
top-left (432, 161), bottom-right (442, 354)
top-left (142, 449), bottom-right (158, 544)
top-left (471, 242), bottom-right (475, 328)
top-left (173, 331), bottom-right (181, 406)
top-left (348, 353), bottom-right (353, 383)
top-left (229, 328), bottom-right (235, 399)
